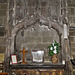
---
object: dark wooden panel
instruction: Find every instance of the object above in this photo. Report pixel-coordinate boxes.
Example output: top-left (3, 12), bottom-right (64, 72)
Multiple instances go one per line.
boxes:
top-left (11, 69), bottom-right (64, 75)
top-left (10, 64), bottom-right (65, 69)
top-left (0, 73), bottom-right (8, 75)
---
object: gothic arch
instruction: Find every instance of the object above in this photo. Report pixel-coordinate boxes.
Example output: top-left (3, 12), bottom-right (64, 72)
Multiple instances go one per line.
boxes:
top-left (11, 16), bottom-right (63, 53)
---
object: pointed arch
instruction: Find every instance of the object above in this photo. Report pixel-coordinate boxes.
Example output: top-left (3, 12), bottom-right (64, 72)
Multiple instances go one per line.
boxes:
top-left (11, 16), bottom-right (63, 53)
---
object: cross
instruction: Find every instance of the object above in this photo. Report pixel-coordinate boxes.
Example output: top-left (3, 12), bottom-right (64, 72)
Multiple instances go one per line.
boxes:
top-left (20, 47), bottom-right (28, 64)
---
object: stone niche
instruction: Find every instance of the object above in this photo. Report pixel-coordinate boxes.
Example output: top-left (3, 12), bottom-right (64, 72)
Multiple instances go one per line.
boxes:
top-left (15, 23), bottom-right (60, 63)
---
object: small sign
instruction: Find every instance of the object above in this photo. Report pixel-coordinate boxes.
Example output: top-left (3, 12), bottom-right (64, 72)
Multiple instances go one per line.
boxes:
top-left (11, 55), bottom-right (18, 64)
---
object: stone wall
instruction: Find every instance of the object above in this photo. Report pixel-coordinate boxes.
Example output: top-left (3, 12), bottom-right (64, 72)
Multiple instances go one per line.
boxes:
top-left (67, 0), bottom-right (75, 27)
top-left (16, 24), bottom-right (59, 62)
top-left (69, 29), bottom-right (75, 75)
top-left (67, 0), bottom-right (75, 74)
top-left (9, 0), bottom-right (61, 27)
top-left (8, 0), bottom-right (65, 64)
top-left (0, 0), bottom-right (7, 53)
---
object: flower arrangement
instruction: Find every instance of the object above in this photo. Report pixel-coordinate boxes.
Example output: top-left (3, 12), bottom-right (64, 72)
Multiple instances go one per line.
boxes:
top-left (48, 40), bottom-right (60, 56)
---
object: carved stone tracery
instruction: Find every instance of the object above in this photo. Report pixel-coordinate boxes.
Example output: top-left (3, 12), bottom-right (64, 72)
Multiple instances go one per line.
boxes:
top-left (5, 0), bottom-right (72, 74)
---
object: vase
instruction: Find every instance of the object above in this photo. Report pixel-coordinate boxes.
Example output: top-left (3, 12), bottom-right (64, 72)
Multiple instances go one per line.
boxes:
top-left (51, 54), bottom-right (58, 63)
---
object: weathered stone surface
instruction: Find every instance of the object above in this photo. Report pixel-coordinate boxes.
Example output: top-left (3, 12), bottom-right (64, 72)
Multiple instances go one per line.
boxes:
top-left (0, 38), bottom-right (5, 44)
top-left (0, 0), bottom-right (7, 3)
top-left (70, 32), bottom-right (75, 36)
top-left (68, 8), bottom-right (71, 15)
top-left (67, 0), bottom-right (71, 4)
top-left (71, 47), bottom-right (75, 52)
top-left (73, 71), bottom-right (75, 75)
top-left (71, 43), bottom-right (75, 48)
top-left (0, 10), bottom-right (6, 16)
top-left (43, 37), bottom-right (53, 42)
top-left (70, 37), bottom-right (75, 42)
top-left (0, 46), bottom-right (6, 53)
top-left (0, 3), bottom-right (7, 9)
top-left (68, 4), bottom-right (75, 7)
top-left (15, 24), bottom-right (60, 62)
top-left (72, 0), bottom-right (75, 4)
top-left (0, 17), bottom-right (3, 25)
top-left (71, 8), bottom-right (74, 15)
top-left (0, 17), bottom-right (7, 26)
top-left (68, 17), bottom-right (72, 24)
top-left (69, 28), bottom-right (75, 74)
top-left (3, 17), bottom-right (7, 25)
top-left (68, 0), bottom-right (75, 27)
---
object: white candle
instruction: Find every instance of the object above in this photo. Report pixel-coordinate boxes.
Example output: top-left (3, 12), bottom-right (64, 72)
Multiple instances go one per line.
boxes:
top-left (62, 60), bottom-right (65, 64)
top-left (64, 24), bottom-right (68, 38)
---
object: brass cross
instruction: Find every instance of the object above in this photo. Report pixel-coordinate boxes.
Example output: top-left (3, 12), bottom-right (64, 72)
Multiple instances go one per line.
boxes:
top-left (20, 47), bottom-right (28, 64)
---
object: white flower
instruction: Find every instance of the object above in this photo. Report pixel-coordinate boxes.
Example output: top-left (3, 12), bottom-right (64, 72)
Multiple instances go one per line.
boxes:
top-left (52, 40), bottom-right (55, 46)
top-left (50, 47), bottom-right (53, 50)
top-left (52, 43), bottom-right (54, 46)
top-left (54, 46), bottom-right (57, 49)
top-left (53, 50), bottom-right (57, 54)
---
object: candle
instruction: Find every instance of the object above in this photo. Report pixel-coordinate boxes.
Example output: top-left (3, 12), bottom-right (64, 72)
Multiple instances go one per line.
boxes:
top-left (64, 24), bottom-right (68, 38)
top-left (62, 60), bottom-right (65, 64)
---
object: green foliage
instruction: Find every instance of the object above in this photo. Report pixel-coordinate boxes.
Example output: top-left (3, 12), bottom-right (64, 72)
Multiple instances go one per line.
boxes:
top-left (48, 40), bottom-right (60, 56)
